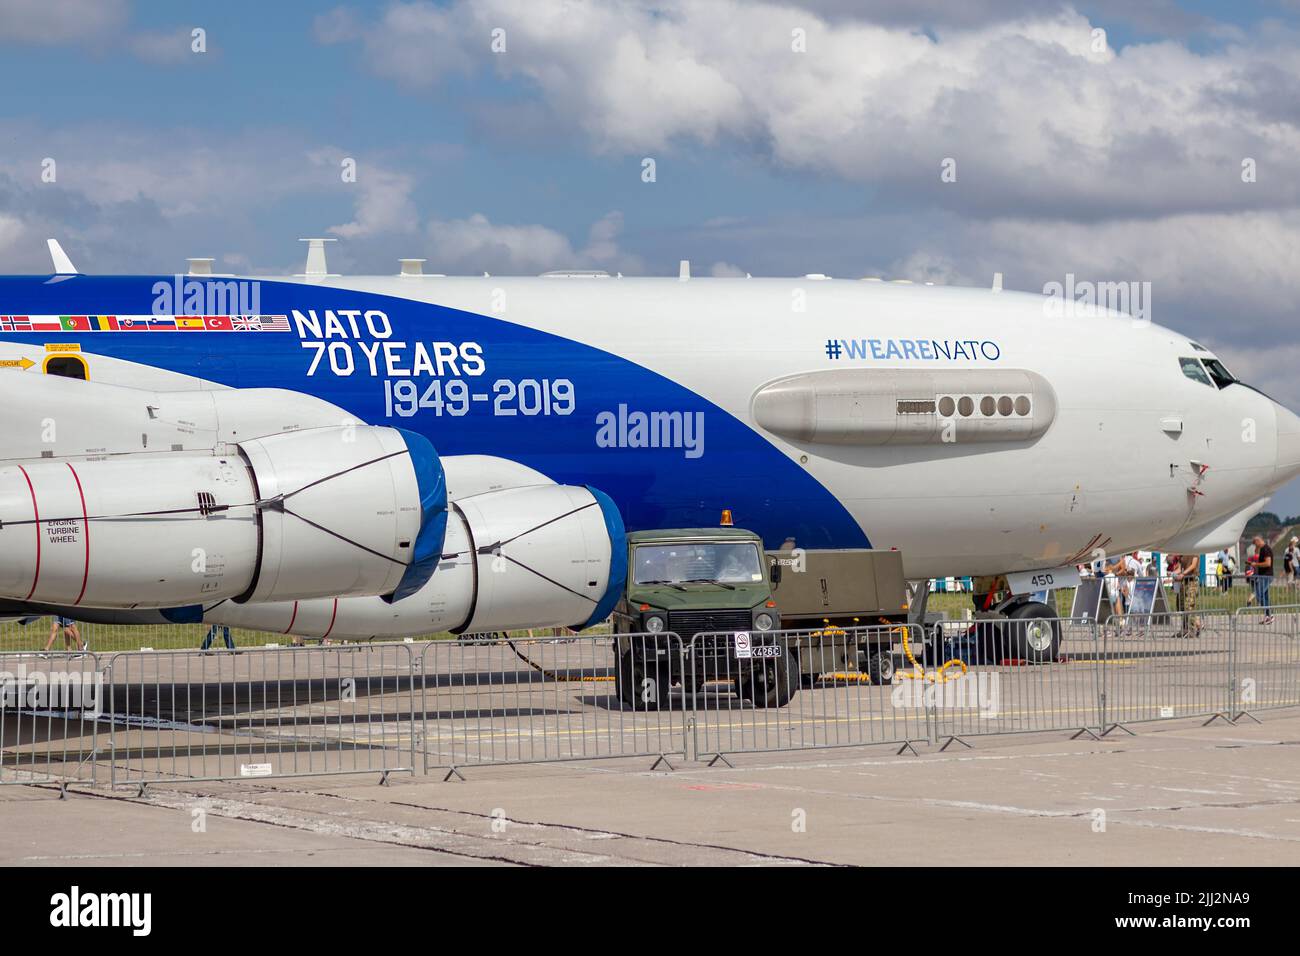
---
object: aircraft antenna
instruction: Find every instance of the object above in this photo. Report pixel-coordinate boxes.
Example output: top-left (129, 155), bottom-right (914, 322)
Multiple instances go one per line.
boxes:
top-left (297, 238), bottom-right (338, 278)
top-left (46, 239), bottom-right (78, 275)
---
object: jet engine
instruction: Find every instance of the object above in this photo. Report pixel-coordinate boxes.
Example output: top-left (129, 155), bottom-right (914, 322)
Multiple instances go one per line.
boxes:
top-left (195, 464), bottom-right (626, 638)
top-left (0, 425), bottom-right (443, 609)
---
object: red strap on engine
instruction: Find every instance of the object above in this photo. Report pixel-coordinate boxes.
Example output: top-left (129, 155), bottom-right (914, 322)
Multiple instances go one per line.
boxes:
top-left (17, 465), bottom-right (40, 601)
top-left (67, 463), bottom-right (90, 606)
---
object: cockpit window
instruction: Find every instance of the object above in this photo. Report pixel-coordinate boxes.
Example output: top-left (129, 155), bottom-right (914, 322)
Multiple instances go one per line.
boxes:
top-left (1189, 341), bottom-right (1209, 352)
top-left (1179, 357), bottom-right (1213, 387)
top-left (1201, 358), bottom-right (1236, 389)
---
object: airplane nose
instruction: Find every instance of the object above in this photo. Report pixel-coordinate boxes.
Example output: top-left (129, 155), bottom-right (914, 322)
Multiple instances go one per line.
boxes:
top-left (1274, 400), bottom-right (1300, 482)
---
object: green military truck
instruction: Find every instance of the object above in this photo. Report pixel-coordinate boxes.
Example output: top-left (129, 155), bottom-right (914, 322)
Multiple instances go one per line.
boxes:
top-left (765, 547), bottom-right (909, 684)
top-left (611, 529), bottom-right (914, 709)
top-left (612, 528), bottom-right (792, 709)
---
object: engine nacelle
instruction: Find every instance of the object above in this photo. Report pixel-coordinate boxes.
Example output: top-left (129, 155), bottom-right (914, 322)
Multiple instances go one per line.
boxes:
top-left (0, 426), bottom-right (442, 609)
top-left (202, 481), bottom-right (626, 638)
top-left (453, 483), bottom-right (622, 633)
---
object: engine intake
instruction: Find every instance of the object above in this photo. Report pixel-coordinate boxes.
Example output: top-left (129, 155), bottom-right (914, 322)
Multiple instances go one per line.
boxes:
top-left (0, 425), bottom-right (443, 609)
top-left (195, 477), bottom-right (627, 639)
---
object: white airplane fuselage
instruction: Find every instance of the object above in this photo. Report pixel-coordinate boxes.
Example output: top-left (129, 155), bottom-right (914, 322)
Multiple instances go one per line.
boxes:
top-left (0, 271), bottom-right (1297, 635)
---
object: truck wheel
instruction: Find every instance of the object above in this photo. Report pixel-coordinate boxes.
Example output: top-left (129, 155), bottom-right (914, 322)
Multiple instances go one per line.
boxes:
top-left (1005, 602), bottom-right (1061, 662)
top-left (865, 649), bottom-right (895, 685)
top-left (616, 649), bottom-right (673, 710)
top-left (739, 647), bottom-right (797, 708)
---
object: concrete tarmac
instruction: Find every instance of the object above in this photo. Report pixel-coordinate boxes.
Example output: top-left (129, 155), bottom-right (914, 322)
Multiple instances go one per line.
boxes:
top-left (3, 711), bottom-right (1297, 866)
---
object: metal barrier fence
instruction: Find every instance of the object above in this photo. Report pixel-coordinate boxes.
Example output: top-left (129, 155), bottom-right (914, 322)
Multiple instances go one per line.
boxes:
top-left (418, 634), bottom-right (686, 777)
top-left (1231, 611), bottom-right (1300, 720)
top-left (104, 643), bottom-right (418, 791)
top-left (929, 616), bottom-right (1103, 746)
top-left (0, 651), bottom-right (103, 791)
top-left (1, 614), bottom-right (1298, 788)
top-left (688, 625), bottom-right (930, 761)
top-left (1097, 609), bottom-right (1234, 732)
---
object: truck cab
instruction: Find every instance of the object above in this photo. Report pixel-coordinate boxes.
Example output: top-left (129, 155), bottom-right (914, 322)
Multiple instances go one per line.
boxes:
top-left (613, 528), bottom-right (791, 709)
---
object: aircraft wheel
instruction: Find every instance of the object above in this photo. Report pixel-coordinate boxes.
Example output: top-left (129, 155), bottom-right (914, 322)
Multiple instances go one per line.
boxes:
top-left (1005, 602), bottom-right (1061, 662)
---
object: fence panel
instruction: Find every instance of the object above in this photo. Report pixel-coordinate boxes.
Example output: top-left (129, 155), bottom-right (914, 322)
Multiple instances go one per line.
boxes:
top-left (0, 651), bottom-right (103, 789)
top-left (1098, 609), bottom-right (1233, 730)
top-left (1232, 612), bottom-right (1300, 718)
top-left (688, 625), bottom-right (929, 760)
top-left (104, 643), bottom-right (417, 789)
top-left (418, 633), bottom-right (687, 773)
top-left (928, 617), bottom-right (1103, 743)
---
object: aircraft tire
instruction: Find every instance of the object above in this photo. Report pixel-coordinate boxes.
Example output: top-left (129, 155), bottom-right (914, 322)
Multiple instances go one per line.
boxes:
top-left (1005, 602), bottom-right (1061, 662)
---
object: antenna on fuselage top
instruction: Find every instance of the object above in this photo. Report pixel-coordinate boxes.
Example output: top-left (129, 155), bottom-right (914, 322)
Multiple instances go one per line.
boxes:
top-left (47, 239), bottom-right (78, 275)
top-left (297, 238), bottom-right (338, 278)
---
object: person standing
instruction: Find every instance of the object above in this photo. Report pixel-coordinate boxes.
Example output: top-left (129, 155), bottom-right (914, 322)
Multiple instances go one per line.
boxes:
top-left (1248, 535), bottom-right (1274, 624)
top-left (200, 624), bottom-right (235, 651)
top-left (43, 615), bottom-right (86, 654)
top-left (1103, 551), bottom-right (1142, 629)
top-left (1170, 553), bottom-right (1202, 638)
top-left (1217, 548), bottom-right (1235, 592)
top-left (1286, 537), bottom-right (1300, 586)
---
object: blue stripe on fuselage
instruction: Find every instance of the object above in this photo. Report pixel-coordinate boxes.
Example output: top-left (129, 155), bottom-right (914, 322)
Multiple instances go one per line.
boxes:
top-left (0, 275), bottom-right (869, 549)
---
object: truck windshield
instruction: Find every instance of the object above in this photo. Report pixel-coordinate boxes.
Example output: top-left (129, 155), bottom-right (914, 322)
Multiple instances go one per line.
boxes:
top-left (632, 543), bottom-right (765, 585)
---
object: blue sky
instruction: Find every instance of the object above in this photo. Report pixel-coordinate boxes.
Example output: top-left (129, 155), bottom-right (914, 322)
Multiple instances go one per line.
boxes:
top-left (3, 0), bottom-right (1300, 511)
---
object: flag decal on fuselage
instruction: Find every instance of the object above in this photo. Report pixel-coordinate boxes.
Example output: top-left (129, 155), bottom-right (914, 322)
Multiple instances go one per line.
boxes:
top-left (0, 315), bottom-right (291, 332)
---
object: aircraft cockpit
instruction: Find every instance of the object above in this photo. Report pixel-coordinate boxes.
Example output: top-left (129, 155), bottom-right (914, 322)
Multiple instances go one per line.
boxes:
top-left (1179, 347), bottom-right (1239, 391)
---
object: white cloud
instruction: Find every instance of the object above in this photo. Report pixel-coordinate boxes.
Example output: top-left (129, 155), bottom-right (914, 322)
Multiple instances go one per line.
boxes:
top-left (710, 260), bottom-right (748, 277)
top-left (0, 115), bottom-right (639, 279)
top-left (0, 2), bottom-right (217, 66)
top-left (316, 1), bottom-right (474, 90)
top-left (0, 212), bottom-right (26, 257)
top-left (887, 209), bottom-right (1300, 325)
top-left (0, 0), bottom-right (128, 44)
top-left (323, 1), bottom-right (1300, 217)
top-left (129, 28), bottom-right (202, 65)
top-left (424, 210), bottom-right (641, 274)
top-left (874, 207), bottom-right (1300, 403)
top-left (326, 164), bottom-right (419, 239)
top-left (0, 123), bottom-right (330, 219)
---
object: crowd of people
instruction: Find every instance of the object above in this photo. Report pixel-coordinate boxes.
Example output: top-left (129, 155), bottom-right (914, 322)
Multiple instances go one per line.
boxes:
top-left (1084, 536), bottom-right (1283, 630)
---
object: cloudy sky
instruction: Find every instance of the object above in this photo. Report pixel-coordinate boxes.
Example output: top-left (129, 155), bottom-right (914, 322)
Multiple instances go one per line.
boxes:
top-left (3, 0), bottom-right (1300, 509)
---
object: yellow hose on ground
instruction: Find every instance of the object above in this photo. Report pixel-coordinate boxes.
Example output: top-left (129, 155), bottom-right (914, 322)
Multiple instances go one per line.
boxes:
top-left (810, 622), bottom-right (966, 685)
top-left (895, 624), bottom-right (967, 684)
